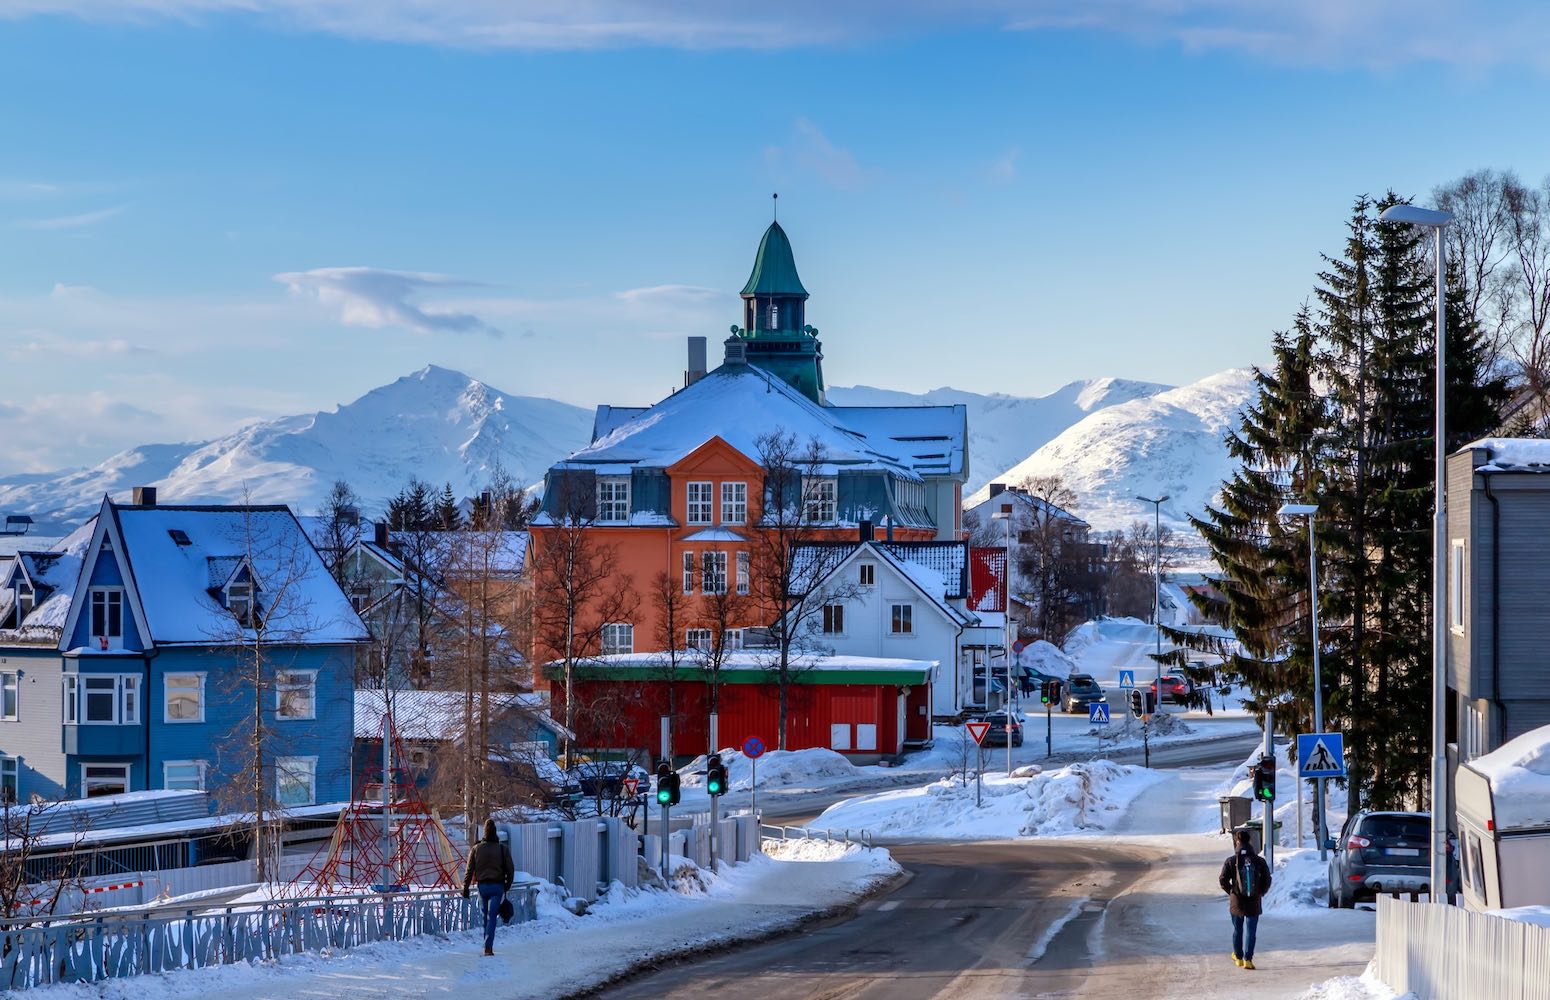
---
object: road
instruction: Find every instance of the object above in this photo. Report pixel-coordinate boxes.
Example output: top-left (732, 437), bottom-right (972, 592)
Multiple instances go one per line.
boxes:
top-left (602, 840), bottom-right (1157, 1000)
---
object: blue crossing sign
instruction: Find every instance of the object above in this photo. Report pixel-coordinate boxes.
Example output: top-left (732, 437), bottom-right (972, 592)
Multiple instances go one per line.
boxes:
top-left (1297, 732), bottom-right (1346, 778)
top-left (1088, 702), bottom-right (1111, 725)
top-left (1117, 670), bottom-right (1135, 689)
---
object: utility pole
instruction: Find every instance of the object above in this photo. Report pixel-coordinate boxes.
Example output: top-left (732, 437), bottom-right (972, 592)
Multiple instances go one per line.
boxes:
top-left (992, 503), bottom-right (1016, 777)
top-left (1263, 709), bottom-right (1275, 869)
top-left (1135, 494), bottom-right (1169, 709)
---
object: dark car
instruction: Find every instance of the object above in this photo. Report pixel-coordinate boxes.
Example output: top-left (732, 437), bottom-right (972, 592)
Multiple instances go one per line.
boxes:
top-left (1062, 674), bottom-right (1107, 714)
top-left (1149, 674), bottom-right (1192, 705)
top-left (1328, 810), bottom-right (1438, 907)
top-left (976, 714), bottom-right (1023, 747)
top-left (570, 761), bottom-right (648, 799)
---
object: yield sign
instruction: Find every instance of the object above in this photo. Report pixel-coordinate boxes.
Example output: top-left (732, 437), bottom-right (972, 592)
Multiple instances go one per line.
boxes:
top-left (621, 776), bottom-right (640, 797)
top-left (967, 720), bottom-right (992, 746)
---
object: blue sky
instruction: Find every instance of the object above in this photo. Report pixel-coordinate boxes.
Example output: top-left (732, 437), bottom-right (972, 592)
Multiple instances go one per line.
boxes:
top-left (2, 2), bottom-right (1548, 474)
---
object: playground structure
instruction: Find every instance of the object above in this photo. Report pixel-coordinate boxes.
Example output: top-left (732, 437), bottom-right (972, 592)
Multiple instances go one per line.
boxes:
top-left (284, 709), bottom-right (461, 895)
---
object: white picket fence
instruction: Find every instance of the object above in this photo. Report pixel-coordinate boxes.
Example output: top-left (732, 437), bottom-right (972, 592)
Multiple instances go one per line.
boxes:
top-left (639, 814), bottom-right (761, 871)
top-left (1375, 897), bottom-right (1550, 999)
top-left (500, 816), bottom-right (641, 901)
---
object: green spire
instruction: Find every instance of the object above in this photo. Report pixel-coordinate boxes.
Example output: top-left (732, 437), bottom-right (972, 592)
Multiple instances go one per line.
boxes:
top-left (741, 221), bottom-right (809, 298)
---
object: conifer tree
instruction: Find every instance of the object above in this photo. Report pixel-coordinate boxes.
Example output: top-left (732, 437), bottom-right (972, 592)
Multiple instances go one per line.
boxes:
top-left (434, 482), bottom-right (462, 531)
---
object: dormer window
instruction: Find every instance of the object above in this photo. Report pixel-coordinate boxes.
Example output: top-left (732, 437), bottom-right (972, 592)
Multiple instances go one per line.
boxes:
top-left (16, 584), bottom-right (35, 619)
top-left (226, 581), bottom-right (254, 626)
top-left (597, 478), bottom-right (630, 523)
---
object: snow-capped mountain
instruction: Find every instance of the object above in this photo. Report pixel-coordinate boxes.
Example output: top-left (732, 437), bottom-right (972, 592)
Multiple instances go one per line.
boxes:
top-left (963, 368), bottom-right (1258, 536)
top-left (0, 366), bottom-right (594, 531)
top-left (828, 378), bottom-right (1171, 496)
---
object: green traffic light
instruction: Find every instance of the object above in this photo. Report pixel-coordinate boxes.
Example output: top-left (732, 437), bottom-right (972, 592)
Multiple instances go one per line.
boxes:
top-left (708, 779), bottom-right (723, 795)
top-left (656, 788), bottom-right (671, 804)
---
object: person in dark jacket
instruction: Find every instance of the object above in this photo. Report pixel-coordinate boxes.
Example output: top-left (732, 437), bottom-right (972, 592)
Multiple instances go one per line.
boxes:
top-left (1218, 829), bottom-right (1272, 969)
top-left (463, 819), bottom-right (515, 956)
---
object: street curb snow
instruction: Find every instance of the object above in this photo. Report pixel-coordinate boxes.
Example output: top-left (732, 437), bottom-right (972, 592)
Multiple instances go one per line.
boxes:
top-left (559, 866), bottom-right (909, 999)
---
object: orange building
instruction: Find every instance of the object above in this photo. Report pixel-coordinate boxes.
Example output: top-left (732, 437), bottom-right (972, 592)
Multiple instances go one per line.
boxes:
top-left (530, 221), bottom-right (969, 755)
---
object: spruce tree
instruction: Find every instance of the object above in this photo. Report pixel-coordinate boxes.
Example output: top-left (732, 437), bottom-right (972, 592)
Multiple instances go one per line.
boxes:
top-left (434, 482), bottom-right (462, 531)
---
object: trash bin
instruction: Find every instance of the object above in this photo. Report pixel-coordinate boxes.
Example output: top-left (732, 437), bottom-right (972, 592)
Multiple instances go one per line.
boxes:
top-left (1218, 795), bottom-right (1252, 834)
top-left (1236, 819), bottom-right (1283, 853)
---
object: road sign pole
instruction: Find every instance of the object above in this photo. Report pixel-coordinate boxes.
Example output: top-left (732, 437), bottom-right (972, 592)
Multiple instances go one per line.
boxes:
top-left (976, 743), bottom-right (983, 808)
top-left (1262, 710), bottom-right (1274, 869)
top-left (1046, 699), bottom-right (1052, 758)
top-left (709, 794), bottom-right (719, 870)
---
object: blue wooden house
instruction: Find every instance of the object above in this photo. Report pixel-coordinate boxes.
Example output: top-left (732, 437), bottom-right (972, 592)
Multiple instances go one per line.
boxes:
top-left (0, 488), bottom-right (368, 807)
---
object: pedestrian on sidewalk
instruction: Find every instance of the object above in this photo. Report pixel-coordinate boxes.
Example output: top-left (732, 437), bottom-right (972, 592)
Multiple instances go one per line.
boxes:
top-left (462, 818), bottom-right (515, 956)
top-left (1218, 828), bottom-right (1272, 969)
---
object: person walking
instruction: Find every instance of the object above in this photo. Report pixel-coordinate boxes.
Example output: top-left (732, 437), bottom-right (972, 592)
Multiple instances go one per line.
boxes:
top-left (462, 818), bottom-right (515, 956)
top-left (1218, 828), bottom-right (1272, 969)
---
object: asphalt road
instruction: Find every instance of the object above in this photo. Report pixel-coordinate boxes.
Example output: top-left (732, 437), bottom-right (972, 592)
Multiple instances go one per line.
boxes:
top-left (600, 840), bottom-right (1158, 1000)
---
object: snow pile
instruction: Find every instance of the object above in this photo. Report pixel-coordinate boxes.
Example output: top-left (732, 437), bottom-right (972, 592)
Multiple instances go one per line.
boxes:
top-left (813, 760), bottom-right (1163, 840)
top-left (1145, 712), bottom-right (1192, 737)
top-left (1470, 437), bottom-right (1550, 472)
top-left (679, 747), bottom-right (857, 792)
top-left (1299, 969), bottom-right (1416, 1000)
top-left (1467, 723), bottom-right (1550, 830)
top-left (1018, 639), bottom-right (1077, 678)
top-left (1260, 847), bottom-right (1330, 913)
top-left (1486, 904), bottom-right (1550, 928)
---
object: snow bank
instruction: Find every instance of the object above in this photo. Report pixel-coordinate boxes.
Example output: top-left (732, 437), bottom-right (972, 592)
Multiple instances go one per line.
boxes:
top-left (1468, 723), bottom-right (1550, 830)
top-left (1018, 639), bottom-right (1078, 678)
top-left (679, 747), bottom-right (857, 792)
top-left (1261, 847), bottom-right (1331, 914)
top-left (813, 760), bottom-right (1163, 840)
top-left (1486, 904), bottom-right (1550, 928)
top-left (1299, 968), bottom-right (1415, 1000)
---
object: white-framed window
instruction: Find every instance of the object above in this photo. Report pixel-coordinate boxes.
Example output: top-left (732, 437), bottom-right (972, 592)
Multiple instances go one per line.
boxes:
top-left (736, 550), bottom-right (750, 595)
top-left (65, 674), bottom-right (140, 725)
top-left (276, 670), bottom-right (318, 720)
top-left (1450, 539), bottom-right (1466, 634)
top-left (601, 622), bottom-right (634, 656)
top-left (164, 673), bottom-right (205, 723)
top-left (890, 603), bottom-right (914, 635)
top-left (724, 628), bottom-right (744, 650)
top-left (802, 477), bottom-right (837, 523)
top-left (0, 756), bottom-right (15, 803)
top-left (686, 628), bottom-right (713, 651)
top-left (226, 580), bottom-right (254, 626)
top-left (830, 723), bottom-right (851, 751)
top-left (597, 478), bottom-right (630, 522)
top-left (682, 551), bottom-right (695, 594)
top-left (859, 563), bottom-right (875, 587)
top-left (163, 760), bottom-right (206, 791)
top-left (702, 551), bottom-right (728, 595)
top-left (275, 756), bottom-right (317, 807)
top-left (89, 589), bottom-right (124, 640)
top-left (1461, 701), bottom-right (1488, 762)
top-left (16, 585), bottom-right (34, 620)
top-left (82, 763), bottom-right (131, 798)
top-left (822, 603), bottom-right (845, 635)
top-left (0, 672), bottom-right (17, 721)
top-left (855, 723), bottom-right (878, 752)
top-left (687, 482), bottom-right (714, 524)
top-left (721, 482), bottom-right (748, 525)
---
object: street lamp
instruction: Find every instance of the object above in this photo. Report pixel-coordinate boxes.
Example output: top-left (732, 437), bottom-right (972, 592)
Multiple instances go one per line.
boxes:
top-left (1380, 201), bottom-right (1452, 900)
top-left (1135, 495), bottom-right (1169, 704)
top-left (1279, 501), bottom-right (1327, 862)
top-left (991, 504), bottom-right (1016, 777)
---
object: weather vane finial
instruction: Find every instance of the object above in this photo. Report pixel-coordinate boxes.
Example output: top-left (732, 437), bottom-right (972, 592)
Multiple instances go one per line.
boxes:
top-left (772, 192), bottom-right (778, 221)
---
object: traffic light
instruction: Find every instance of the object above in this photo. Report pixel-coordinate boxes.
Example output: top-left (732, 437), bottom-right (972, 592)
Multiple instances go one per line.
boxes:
top-left (706, 754), bottom-right (727, 797)
top-left (1253, 757), bottom-right (1276, 802)
top-left (1129, 689), bottom-right (1145, 718)
top-left (1040, 680), bottom-right (1054, 705)
top-left (655, 760), bottom-right (680, 806)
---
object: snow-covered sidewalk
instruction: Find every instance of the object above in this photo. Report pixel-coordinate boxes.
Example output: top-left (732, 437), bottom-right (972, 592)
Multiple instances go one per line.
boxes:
top-left (35, 841), bottom-right (900, 1000)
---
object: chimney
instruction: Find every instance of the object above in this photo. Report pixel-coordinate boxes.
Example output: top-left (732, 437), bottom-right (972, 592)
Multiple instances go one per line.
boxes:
top-left (373, 521), bottom-right (389, 548)
top-left (684, 336), bottom-right (708, 387)
top-left (858, 519), bottom-right (873, 542)
top-left (989, 483), bottom-right (1005, 498)
top-left (131, 486), bottom-right (157, 507)
top-left (724, 334), bottom-right (747, 365)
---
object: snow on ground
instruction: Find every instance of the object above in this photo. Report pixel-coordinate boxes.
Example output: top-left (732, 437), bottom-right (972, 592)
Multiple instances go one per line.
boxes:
top-left (1489, 904), bottom-right (1550, 928)
top-left (679, 747), bottom-right (856, 793)
top-left (812, 760), bottom-right (1164, 840)
top-left (1298, 970), bottom-right (1416, 999)
top-left (36, 840), bottom-right (900, 1000)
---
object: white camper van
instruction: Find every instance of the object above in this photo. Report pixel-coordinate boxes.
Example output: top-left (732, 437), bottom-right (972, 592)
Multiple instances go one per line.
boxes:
top-left (1455, 724), bottom-right (1550, 911)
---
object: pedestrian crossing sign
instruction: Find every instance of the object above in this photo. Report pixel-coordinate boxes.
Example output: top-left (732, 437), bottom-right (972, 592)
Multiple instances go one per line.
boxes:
top-left (1089, 703), bottom-right (1110, 725)
top-left (1118, 670), bottom-right (1135, 689)
top-left (1296, 732), bottom-right (1346, 778)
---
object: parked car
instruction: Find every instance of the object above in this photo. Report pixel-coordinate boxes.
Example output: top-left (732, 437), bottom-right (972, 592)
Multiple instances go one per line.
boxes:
top-left (570, 761), bottom-right (648, 799)
top-left (1149, 674), bottom-right (1192, 705)
top-left (976, 714), bottom-right (1023, 747)
top-left (1328, 810), bottom-right (1445, 907)
top-left (1062, 674), bottom-right (1107, 714)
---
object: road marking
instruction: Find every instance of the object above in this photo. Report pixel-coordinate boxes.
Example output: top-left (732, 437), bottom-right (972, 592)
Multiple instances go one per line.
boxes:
top-left (1027, 897), bottom-right (1089, 965)
top-left (877, 900), bottom-right (899, 912)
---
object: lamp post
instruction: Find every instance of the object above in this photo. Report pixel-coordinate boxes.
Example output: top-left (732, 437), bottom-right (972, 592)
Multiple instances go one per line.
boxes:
top-left (1135, 495), bottom-right (1169, 706)
top-left (1380, 201), bottom-right (1453, 901)
top-left (1279, 502), bottom-right (1327, 862)
top-left (992, 503), bottom-right (1015, 777)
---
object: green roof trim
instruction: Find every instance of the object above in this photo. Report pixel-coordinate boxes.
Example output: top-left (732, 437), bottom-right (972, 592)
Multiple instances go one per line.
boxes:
top-left (741, 221), bottom-right (809, 298)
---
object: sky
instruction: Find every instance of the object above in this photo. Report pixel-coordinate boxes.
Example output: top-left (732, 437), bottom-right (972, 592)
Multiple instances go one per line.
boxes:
top-left (2, 1), bottom-right (1549, 476)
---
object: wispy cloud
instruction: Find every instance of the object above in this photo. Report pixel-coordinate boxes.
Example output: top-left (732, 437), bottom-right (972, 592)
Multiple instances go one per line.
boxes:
top-left (6, 1), bottom-right (1548, 69)
top-left (766, 118), bottom-right (872, 191)
top-left (275, 266), bottom-right (503, 337)
top-left (10, 335), bottom-right (155, 358)
top-left (989, 147), bottom-right (1019, 183)
top-left (16, 205), bottom-right (126, 230)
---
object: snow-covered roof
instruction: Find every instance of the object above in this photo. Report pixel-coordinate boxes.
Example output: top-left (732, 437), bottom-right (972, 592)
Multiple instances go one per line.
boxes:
top-left (0, 519), bottom-right (93, 644)
top-left (964, 487), bottom-right (1088, 528)
top-left (680, 527), bottom-right (749, 543)
top-left (564, 364), bottom-right (965, 481)
top-left (1460, 437), bottom-right (1550, 473)
top-left (101, 503), bottom-right (369, 647)
top-left (387, 529), bottom-right (529, 577)
top-left (1468, 724), bottom-right (1550, 831)
top-left (354, 688), bottom-right (570, 741)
